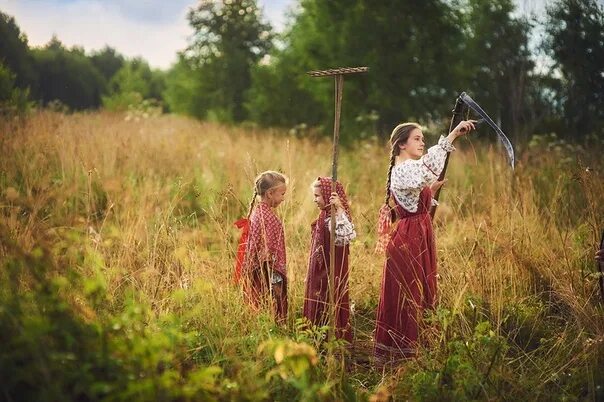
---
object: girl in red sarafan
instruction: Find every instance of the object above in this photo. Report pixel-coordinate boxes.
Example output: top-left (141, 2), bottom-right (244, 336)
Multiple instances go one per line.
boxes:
top-left (303, 177), bottom-right (356, 343)
top-left (234, 171), bottom-right (288, 324)
top-left (374, 120), bottom-right (475, 363)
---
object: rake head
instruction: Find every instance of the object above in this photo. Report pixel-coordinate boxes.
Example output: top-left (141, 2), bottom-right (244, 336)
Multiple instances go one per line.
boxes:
top-left (307, 66), bottom-right (369, 77)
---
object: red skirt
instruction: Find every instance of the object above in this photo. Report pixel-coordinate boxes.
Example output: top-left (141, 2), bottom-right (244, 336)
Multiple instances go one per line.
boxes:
top-left (243, 264), bottom-right (288, 318)
top-left (374, 188), bottom-right (437, 361)
top-left (303, 224), bottom-right (352, 342)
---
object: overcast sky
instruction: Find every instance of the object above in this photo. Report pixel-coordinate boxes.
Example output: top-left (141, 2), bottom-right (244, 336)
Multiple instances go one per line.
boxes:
top-left (0, 0), bottom-right (551, 70)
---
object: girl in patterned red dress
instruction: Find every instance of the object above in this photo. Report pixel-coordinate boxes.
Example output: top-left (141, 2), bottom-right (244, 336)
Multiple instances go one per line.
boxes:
top-left (374, 120), bottom-right (475, 363)
top-left (303, 177), bottom-right (356, 342)
top-left (234, 171), bottom-right (288, 324)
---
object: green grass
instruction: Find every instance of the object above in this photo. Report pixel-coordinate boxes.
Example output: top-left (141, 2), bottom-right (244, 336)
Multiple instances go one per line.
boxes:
top-left (1, 110), bottom-right (603, 401)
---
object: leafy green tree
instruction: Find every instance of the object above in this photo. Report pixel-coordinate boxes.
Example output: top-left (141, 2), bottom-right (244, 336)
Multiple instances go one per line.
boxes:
top-left (32, 37), bottom-right (106, 109)
top-left (248, 0), bottom-right (546, 142)
top-left (347, 0), bottom-right (465, 132)
top-left (163, 55), bottom-right (206, 118)
top-left (545, 0), bottom-right (604, 138)
top-left (107, 58), bottom-right (164, 99)
top-left (183, 0), bottom-right (273, 122)
top-left (245, 52), bottom-right (324, 129)
top-left (0, 11), bottom-right (37, 90)
top-left (0, 62), bottom-right (30, 114)
top-left (89, 46), bottom-right (125, 82)
top-left (247, 0), bottom-right (466, 138)
top-left (459, 0), bottom-right (536, 143)
top-left (102, 58), bottom-right (166, 111)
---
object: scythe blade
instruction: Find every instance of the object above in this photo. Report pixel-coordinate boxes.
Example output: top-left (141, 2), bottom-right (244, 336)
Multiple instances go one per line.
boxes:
top-left (460, 92), bottom-right (515, 169)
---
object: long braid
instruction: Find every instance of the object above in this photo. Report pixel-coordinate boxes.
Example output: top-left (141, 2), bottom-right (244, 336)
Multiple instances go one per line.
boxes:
top-left (247, 173), bottom-right (264, 219)
top-left (246, 189), bottom-right (257, 219)
top-left (384, 151), bottom-right (396, 206)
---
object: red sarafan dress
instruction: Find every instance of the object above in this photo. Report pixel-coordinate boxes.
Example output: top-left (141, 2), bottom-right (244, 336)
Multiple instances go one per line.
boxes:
top-left (374, 135), bottom-right (455, 362)
top-left (237, 201), bottom-right (287, 317)
top-left (303, 177), bottom-right (356, 342)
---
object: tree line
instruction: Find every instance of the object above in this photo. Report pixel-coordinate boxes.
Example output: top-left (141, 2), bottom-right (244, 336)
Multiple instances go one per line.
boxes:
top-left (0, 13), bottom-right (165, 114)
top-left (1, 0), bottom-right (603, 143)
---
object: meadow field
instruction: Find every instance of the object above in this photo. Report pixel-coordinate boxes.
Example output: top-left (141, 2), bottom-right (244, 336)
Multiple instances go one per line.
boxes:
top-left (1, 111), bottom-right (603, 401)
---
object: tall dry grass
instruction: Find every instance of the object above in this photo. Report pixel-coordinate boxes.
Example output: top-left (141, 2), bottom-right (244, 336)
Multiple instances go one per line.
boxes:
top-left (1, 110), bottom-right (603, 400)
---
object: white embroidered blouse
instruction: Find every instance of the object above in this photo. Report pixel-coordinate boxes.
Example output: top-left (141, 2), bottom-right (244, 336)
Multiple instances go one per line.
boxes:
top-left (325, 212), bottom-right (356, 246)
top-left (390, 135), bottom-right (456, 213)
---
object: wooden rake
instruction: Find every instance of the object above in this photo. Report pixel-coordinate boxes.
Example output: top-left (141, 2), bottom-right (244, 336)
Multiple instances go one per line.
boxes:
top-left (307, 66), bottom-right (368, 343)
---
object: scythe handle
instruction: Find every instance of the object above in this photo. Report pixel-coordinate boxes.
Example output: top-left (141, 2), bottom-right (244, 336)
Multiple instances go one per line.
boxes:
top-left (430, 95), bottom-right (465, 218)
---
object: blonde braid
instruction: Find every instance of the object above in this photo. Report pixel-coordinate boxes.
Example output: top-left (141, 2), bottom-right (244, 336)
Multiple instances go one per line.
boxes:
top-left (246, 188), bottom-right (258, 219)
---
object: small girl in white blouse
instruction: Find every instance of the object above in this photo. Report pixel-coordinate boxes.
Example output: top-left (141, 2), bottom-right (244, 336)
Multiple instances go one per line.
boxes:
top-left (374, 120), bottom-right (475, 363)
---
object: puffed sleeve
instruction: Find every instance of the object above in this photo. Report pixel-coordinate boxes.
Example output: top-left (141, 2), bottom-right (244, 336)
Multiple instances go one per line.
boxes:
top-left (391, 135), bottom-right (455, 192)
top-left (326, 213), bottom-right (357, 246)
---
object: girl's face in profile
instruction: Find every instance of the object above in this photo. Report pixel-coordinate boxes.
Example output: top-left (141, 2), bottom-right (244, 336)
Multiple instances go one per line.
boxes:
top-left (266, 183), bottom-right (287, 207)
top-left (400, 128), bottom-right (425, 159)
top-left (313, 185), bottom-right (326, 209)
